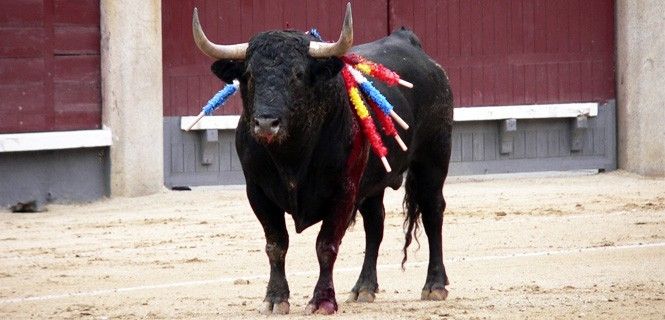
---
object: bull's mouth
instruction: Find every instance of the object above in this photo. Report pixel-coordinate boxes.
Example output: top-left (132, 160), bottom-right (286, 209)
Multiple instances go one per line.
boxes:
top-left (253, 128), bottom-right (282, 144)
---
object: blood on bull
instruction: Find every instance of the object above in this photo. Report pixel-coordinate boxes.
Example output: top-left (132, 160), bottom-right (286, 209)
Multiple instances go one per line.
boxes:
top-left (192, 3), bottom-right (454, 315)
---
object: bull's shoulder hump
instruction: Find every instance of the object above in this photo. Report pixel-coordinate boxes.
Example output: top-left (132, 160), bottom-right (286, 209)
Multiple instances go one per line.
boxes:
top-left (388, 27), bottom-right (422, 49)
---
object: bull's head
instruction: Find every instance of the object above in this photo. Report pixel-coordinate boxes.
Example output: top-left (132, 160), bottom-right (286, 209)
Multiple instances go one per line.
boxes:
top-left (193, 4), bottom-right (353, 144)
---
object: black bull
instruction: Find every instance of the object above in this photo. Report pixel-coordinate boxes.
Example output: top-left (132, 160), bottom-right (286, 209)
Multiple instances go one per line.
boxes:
top-left (200, 21), bottom-right (453, 316)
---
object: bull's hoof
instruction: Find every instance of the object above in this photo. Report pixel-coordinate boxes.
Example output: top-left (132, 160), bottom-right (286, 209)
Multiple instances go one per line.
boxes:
top-left (260, 301), bottom-right (290, 315)
top-left (346, 290), bottom-right (375, 303)
top-left (421, 288), bottom-right (449, 301)
top-left (304, 300), bottom-right (337, 315)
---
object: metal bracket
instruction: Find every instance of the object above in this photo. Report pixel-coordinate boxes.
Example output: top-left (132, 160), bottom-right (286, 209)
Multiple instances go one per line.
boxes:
top-left (499, 118), bottom-right (517, 155)
top-left (199, 129), bottom-right (218, 165)
top-left (570, 115), bottom-right (588, 152)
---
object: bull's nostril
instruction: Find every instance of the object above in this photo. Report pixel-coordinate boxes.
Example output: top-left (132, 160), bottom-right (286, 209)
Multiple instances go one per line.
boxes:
top-left (270, 119), bottom-right (280, 128)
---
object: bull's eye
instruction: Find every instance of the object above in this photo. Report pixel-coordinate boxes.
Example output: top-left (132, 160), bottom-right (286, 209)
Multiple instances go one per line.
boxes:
top-left (293, 68), bottom-right (305, 81)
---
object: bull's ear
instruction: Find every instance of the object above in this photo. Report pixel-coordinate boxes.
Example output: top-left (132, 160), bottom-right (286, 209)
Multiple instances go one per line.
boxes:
top-left (309, 57), bottom-right (344, 83)
top-left (211, 60), bottom-right (245, 83)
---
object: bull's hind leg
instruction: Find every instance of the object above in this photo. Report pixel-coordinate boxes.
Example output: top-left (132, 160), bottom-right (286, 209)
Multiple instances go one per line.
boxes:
top-left (347, 192), bottom-right (385, 303)
top-left (246, 183), bottom-right (291, 314)
top-left (405, 130), bottom-right (452, 301)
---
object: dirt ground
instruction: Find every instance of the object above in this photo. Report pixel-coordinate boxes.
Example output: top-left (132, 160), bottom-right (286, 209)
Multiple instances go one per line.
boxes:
top-left (1, 170), bottom-right (665, 319)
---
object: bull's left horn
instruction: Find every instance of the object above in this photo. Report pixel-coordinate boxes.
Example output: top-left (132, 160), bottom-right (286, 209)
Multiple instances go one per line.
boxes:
top-left (308, 2), bottom-right (353, 58)
top-left (192, 7), bottom-right (248, 60)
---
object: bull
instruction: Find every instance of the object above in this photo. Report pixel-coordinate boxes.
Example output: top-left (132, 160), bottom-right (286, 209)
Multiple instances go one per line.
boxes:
top-left (193, 3), bottom-right (453, 315)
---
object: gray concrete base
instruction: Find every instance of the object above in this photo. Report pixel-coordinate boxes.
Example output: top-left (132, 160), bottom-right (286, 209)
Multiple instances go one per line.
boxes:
top-left (0, 148), bottom-right (109, 208)
top-left (164, 118), bottom-right (244, 188)
top-left (164, 101), bottom-right (616, 186)
top-left (449, 101), bottom-right (616, 175)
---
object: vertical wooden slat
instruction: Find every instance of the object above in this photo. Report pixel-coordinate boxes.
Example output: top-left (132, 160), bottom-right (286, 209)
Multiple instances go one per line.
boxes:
top-left (472, 132), bottom-right (484, 161)
top-left (42, 0), bottom-right (55, 132)
top-left (460, 132), bottom-right (473, 162)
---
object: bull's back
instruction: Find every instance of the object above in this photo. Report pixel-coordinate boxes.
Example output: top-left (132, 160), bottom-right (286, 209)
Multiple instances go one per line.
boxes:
top-left (350, 28), bottom-right (453, 126)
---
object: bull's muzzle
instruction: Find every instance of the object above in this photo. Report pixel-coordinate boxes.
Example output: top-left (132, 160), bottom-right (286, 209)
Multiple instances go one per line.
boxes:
top-left (252, 116), bottom-right (281, 141)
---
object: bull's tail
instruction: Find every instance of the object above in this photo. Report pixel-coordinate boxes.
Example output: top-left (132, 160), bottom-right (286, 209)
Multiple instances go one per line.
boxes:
top-left (401, 170), bottom-right (421, 269)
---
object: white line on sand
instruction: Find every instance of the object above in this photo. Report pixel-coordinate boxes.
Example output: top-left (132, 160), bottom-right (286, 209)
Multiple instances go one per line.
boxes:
top-left (2, 241), bottom-right (664, 304)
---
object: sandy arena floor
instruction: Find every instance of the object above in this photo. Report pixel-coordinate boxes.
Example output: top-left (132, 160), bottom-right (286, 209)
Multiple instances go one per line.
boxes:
top-left (1, 170), bottom-right (665, 319)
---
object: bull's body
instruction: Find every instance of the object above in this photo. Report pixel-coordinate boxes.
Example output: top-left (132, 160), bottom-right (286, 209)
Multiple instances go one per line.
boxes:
top-left (209, 25), bottom-right (452, 314)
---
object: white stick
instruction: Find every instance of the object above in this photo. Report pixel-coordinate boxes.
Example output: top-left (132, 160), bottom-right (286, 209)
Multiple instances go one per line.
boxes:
top-left (185, 111), bottom-right (205, 131)
top-left (394, 134), bottom-right (408, 151)
top-left (397, 79), bottom-right (414, 88)
top-left (380, 156), bottom-right (392, 173)
top-left (390, 110), bottom-right (409, 130)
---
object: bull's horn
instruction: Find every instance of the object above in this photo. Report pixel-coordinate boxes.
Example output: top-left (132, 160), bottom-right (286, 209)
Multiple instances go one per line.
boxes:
top-left (192, 7), bottom-right (248, 60)
top-left (308, 2), bottom-right (353, 58)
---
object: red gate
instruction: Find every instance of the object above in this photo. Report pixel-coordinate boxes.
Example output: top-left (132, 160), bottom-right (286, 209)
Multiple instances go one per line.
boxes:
top-left (163, 0), bottom-right (615, 115)
top-left (162, 0), bottom-right (388, 117)
top-left (389, 0), bottom-right (615, 108)
top-left (0, 0), bottom-right (101, 134)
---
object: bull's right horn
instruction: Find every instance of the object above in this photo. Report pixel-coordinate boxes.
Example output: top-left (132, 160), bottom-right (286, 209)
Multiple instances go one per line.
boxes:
top-left (192, 7), bottom-right (248, 60)
top-left (308, 2), bottom-right (353, 58)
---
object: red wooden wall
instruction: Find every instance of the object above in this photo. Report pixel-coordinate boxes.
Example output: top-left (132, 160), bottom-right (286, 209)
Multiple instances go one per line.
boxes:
top-left (162, 0), bottom-right (388, 117)
top-left (0, 0), bottom-right (101, 134)
top-left (162, 0), bottom-right (616, 116)
top-left (390, 0), bottom-right (615, 108)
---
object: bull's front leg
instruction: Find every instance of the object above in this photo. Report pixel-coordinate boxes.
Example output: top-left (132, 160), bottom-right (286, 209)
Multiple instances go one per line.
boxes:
top-left (246, 183), bottom-right (290, 315)
top-left (304, 210), bottom-right (352, 315)
top-left (305, 134), bottom-right (368, 315)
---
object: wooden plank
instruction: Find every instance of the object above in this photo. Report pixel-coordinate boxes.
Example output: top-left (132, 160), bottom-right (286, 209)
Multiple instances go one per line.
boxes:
top-left (53, 0), bottom-right (99, 26)
top-left (219, 133), bottom-right (232, 171)
top-left (524, 130), bottom-right (537, 159)
top-left (54, 27), bottom-right (100, 54)
top-left (447, 0), bottom-right (460, 57)
top-left (53, 112), bottom-right (101, 130)
top-left (547, 130), bottom-right (559, 157)
top-left (0, 28), bottom-right (45, 58)
top-left (453, 103), bottom-right (598, 122)
top-left (53, 56), bottom-right (100, 82)
top-left (0, 58), bottom-right (44, 85)
top-left (0, 0), bottom-right (44, 27)
top-left (483, 132), bottom-right (497, 161)
top-left (460, 132), bottom-right (473, 162)
top-left (472, 132), bottom-right (484, 161)
top-left (450, 132), bottom-right (461, 162)
top-left (0, 128), bottom-right (111, 152)
top-left (230, 141), bottom-right (242, 171)
top-left (42, 0), bottom-right (56, 132)
top-left (0, 83), bottom-right (46, 112)
top-left (513, 131), bottom-right (526, 158)
top-left (53, 81), bottom-right (101, 112)
top-left (181, 115), bottom-right (240, 130)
